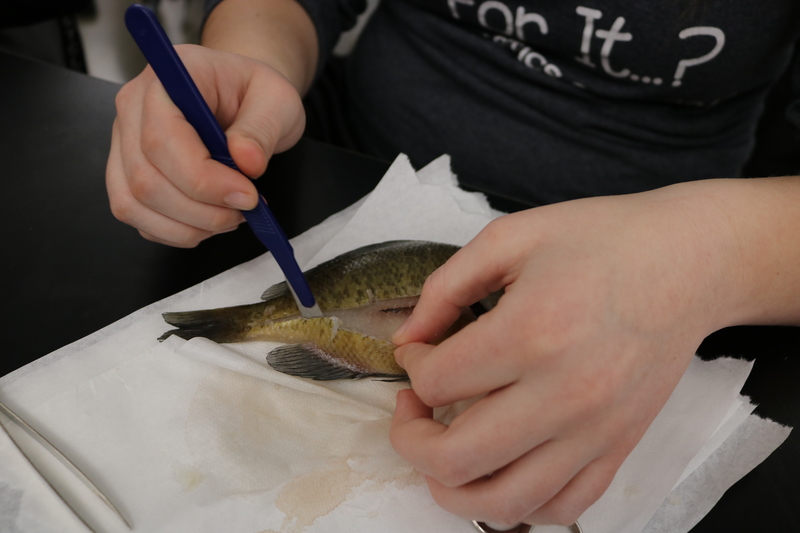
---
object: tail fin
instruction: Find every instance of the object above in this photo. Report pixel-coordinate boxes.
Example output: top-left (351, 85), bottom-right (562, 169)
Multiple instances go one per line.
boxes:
top-left (159, 303), bottom-right (264, 343)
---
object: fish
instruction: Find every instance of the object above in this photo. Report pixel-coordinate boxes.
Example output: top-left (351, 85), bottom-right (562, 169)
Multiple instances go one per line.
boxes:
top-left (160, 240), bottom-right (498, 381)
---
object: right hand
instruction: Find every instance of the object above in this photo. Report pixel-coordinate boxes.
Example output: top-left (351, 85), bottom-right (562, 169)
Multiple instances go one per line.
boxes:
top-left (106, 44), bottom-right (306, 247)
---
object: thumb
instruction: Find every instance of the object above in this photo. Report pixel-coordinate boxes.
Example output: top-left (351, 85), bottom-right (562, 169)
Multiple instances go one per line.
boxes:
top-left (225, 71), bottom-right (306, 179)
top-left (393, 221), bottom-right (520, 345)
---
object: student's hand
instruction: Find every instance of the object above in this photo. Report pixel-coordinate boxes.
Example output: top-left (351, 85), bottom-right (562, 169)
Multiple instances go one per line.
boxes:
top-left (106, 44), bottom-right (305, 247)
top-left (390, 188), bottom-right (741, 527)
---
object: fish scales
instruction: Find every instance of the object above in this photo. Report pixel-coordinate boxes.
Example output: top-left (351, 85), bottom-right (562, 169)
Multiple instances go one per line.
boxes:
top-left (293, 241), bottom-right (459, 310)
top-left (258, 317), bottom-right (403, 377)
top-left (160, 241), bottom-right (464, 380)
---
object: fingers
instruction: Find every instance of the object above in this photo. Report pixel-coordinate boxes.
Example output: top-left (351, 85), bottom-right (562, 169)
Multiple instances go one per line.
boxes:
top-left (225, 65), bottom-right (306, 177)
top-left (522, 455), bottom-right (620, 526)
top-left (393, 218), bottom-right (528, 345)
top-left (106, 47), bottom-right (306, 247)
top-left (137, 80), bottom-right (258, 208)
top-left (387, 204), bottom-right (709, 528)
top-left (108, 84), bottom-right (247, 247)
top-left (391, 386), bottom-right (542, 485)
top-left (428, 446), bottom-right (620, 528)
top-left (391, 389), bottom-right (618, 528)
top-left (394, 312), bottom-right (521, 406)
top-left (391, 374), bottom-right (585, 488)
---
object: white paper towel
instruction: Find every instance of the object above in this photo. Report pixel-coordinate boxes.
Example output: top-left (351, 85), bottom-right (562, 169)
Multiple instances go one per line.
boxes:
top-left (0, 155), bottom-right (791, 533)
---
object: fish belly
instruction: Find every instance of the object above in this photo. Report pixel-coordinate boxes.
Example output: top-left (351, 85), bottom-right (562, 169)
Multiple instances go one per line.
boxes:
top-left (260, 317), bottom-right (405, 380)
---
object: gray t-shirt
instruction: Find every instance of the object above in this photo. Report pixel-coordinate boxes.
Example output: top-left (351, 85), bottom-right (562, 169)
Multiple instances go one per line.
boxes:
top-left (208, 0), bottom-right (800, 206)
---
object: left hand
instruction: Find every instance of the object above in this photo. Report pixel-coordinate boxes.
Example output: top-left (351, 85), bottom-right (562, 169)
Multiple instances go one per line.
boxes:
top-left (389, 187), bottom-right (741, 527)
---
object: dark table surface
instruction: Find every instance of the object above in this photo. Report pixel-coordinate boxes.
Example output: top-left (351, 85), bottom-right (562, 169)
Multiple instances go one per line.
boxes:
top-left (1, 50), bottom-right (799, 532)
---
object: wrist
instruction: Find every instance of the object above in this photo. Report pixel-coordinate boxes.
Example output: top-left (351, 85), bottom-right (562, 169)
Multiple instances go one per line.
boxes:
top-left (650, 177), bottom-right (800, 331)
top-left (201, 0), bottom-right (318, 93)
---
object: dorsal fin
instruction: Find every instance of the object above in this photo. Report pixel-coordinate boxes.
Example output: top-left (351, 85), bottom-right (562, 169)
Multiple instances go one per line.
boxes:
top-left (261, 280), bottom-right (290, 301)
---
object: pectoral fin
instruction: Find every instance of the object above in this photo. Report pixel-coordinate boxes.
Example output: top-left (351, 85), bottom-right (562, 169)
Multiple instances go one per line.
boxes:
top-left (267, 344), bottom-right (368, 380)
top-left (266, 337), bottom-right (407, 381)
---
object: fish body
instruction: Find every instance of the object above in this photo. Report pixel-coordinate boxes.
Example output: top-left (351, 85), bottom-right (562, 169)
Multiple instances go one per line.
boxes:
top-left (160, 240), bottom-right (465, 380)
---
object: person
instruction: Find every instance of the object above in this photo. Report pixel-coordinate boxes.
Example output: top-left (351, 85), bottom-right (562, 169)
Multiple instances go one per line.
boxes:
top-left (105, 0), bottom-right (800, 527)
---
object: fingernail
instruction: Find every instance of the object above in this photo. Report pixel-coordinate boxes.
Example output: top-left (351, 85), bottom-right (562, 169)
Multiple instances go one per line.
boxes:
top-left (224, 192), bottom-right (255, 210)
top-left (392, 317), bottom-right (411, 343)
top-left (393, 344), bottom-right (406, 368)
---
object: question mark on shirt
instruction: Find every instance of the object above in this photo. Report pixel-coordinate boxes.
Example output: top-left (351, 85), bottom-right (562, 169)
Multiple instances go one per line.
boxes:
top-left (672, 26), bottom-right (726, 87)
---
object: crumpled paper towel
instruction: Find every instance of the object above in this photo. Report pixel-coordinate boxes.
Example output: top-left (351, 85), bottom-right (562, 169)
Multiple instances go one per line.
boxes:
top-left (0, 154), bottom-right (791, 533)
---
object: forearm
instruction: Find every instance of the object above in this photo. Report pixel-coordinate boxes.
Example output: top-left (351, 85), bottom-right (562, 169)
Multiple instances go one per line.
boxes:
top-left (659, 176), bottom-right (800, 329)
top-left (202, 0), bottom-right (318, 94)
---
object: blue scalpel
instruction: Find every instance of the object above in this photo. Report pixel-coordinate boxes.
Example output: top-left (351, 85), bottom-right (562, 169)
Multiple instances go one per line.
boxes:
top-left (124, 4), bottom-right (322, 318)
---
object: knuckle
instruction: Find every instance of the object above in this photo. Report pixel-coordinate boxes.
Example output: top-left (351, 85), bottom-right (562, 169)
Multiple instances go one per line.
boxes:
top-left (270, 77), bottom-right (298, 107)
top-left (420, 269), bottom-right (444, 296)
top-left (387, 424), bottom-right (406, 453)
top-left (206, 208), bottom-right (238, 233)
top-left (408, 374), bottom-right (445, 407)
top-left (417, 269), bottom-right (450, 306)
top-left (242, 119), bottom-right (281, 153)
top-left (582, 460), bottom-right (619, 505)
top-left (138, 230), bottom-right (161, 244)
top-left (246, 71), bottom-right (305, 151)
top-left (479, 216), bottom-right (511, 242)
top-left (141, 229), bottom-right (203, 249)
top-left (581, 486), bottom-right (607, 514)
top-left (536, 465), bottom-right (615, 527)
top-left (566, 369), bottom-right (621, 421)
top-left (537, 499), bottom-right (584, 527)
top-left (438, 468), bottom-right (472, 489)
top-left (184, 172), bottom-right (214, 201)
top-left (170, 228), bottom-right (207, 249)
top-left (485, 497), bottom-right (531, 528)
top-left (114, 82), bottom-right (136, 113)
top-left (127, 166), bottom-right (160, 205)
top-left (180, 236), bottom-right (205, 249)
top-left (182, 233), bottom-right (206, 248)
top-left (138, 125), bottom-right (163, 156)
top-left (546, 508), bottom-right (581, 527)
top-left (139, 230), bottom-right (166, 245)
top-left (115, 71), bottom-right (157, 117)
top-left (426, 442), bottom-right (473, 487)
top-left (108, 193), bottom-right (136, 224)
top-left (268, 73), bottom-right (303, 112)
top-left (432, 462), bottom-right (467, 488)
top-left (517, 307), bottom-right (571, 352)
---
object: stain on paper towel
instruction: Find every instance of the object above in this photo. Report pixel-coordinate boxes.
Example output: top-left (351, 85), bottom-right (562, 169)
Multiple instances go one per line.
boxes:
top-left (623, 485), bottom-right (641, 502)
top-left (276, 458), bottom-right (359, 531)
top-left (178, 364), bottom-right (422, 530)
top-left (173, 463), bottom-right (205, 492)
top-left (276, 456), bottom-right (423, 532)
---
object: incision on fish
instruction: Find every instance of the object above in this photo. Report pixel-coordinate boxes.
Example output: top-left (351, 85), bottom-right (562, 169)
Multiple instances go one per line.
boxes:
top-left (159, 240), bottom-right (499, 381)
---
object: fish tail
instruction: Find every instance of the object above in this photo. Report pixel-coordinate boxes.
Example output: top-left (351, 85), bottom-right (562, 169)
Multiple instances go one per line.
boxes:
top-left (159, 302), bottom-right (266, 343)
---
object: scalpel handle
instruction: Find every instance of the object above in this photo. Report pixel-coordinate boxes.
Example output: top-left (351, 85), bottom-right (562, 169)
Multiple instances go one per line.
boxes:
top-left (124, 4), bottom-right (318, 310)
